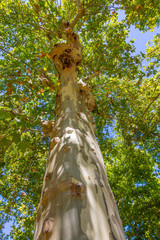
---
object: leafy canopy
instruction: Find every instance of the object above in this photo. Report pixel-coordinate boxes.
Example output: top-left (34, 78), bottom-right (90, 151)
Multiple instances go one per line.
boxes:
top-left (0, 0), bottom-right (159, 239)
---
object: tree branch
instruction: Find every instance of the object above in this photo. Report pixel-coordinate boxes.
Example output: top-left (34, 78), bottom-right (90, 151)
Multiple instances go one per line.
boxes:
top-left (46, 2), bottom-right (85, 41)
top-left (70, 8), bottom-right (85, 29)
top-left (40, 72), bottom-right (57, 91)
top-left (145, 46), bottom-right (160, 57)
top-left (141, 92), bottom-right (160, 118)
top-left (0, 47), bottom-right (28, 66)
top-left (82, 67), bottom-right (105, 83)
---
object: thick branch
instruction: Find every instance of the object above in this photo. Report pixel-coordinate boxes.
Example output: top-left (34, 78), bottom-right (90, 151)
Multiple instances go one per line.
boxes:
top-left (40, 120), bottom-right (54, 137)
top-left (70, 8), bottom-right (85, 29)
top-left (46, 4), bottom-right (85, 41)
top-left (2, 108), bottom-right (53, 137)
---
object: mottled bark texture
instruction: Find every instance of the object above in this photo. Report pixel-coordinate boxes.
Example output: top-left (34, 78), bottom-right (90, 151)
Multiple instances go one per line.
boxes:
top-left (34, 41), bottom-right (126, 240)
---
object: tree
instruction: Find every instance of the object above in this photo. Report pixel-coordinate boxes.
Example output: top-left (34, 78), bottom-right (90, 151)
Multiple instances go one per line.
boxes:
top-left (0, 0), bottom-right (160, 239)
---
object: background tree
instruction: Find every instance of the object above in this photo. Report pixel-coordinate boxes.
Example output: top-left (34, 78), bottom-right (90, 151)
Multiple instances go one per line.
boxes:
top-left (0, 0), bottom-right (160, 239)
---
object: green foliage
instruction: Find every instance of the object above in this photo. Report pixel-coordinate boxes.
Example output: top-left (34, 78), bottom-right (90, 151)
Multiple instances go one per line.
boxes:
top-left (0, 0), bottom-right (159, 239)
top-left (104, 136), bottom-right (160, 239)
top-left (120, 0), bottom-right (160, 31)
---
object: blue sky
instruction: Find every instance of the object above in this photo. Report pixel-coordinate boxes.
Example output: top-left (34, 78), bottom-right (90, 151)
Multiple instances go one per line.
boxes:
top-left (127, 25), bottom-right (159, 54)
top-left (118, 10), bottom-right (159, 54)
top-left (3, 7), bottom-right (160, 239)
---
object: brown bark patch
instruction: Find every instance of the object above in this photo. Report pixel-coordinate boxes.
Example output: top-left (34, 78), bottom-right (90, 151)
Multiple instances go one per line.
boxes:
top-left (49, 137), bottom-right (60, 150)
top-left (45, 172), bottom-right (52, 181)
top-left (61, 114), bottom-right (66, 118)
top-left (36, 205), bottom-right (42, 222)
top-left (67, 129), bottom-right (73, 134)
top-left (62, 144), bottom-right (71, 152)
top-left (41, 190), bottom-right (48, 205)
top-left (70, 183), bottom-right (86, 198)
top-left (90, 148), bottom-right (96, 154)
top-left (42, 218), bottom-right (54, 238)
top-left (41, 120), bottom-right (54, 137)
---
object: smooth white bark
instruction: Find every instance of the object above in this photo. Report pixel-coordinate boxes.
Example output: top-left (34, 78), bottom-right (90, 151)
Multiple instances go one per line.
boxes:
top-left (34, 43), bottom-right (126, 240)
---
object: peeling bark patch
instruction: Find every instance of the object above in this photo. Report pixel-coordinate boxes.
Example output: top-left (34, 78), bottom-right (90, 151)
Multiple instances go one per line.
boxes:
top-left (45, 172), bottom-right (52, 180)
top-left (102, 192), bottom-right (118, 240)
top-left (102, 191), bottom-right (109, 215)
top-left (94, 170), bottom-right (104, 187)
top-left (70, 183), bottom-right (85, 198)
top-left (41, 190), bottom-right (48, 205)
top-left (62, 114), bottom-right (66, 118)
top-left (77, 112), bottom-right (81, 117)
top-left (70, 183), bottom-right (81, 197)
top-left (59, 53), bottom-right (73, 69)
top-left (90, 148), bottom-right (96, 154)
top-left (80, 148), bottom-right (88, 162)
top-left (42, 218), bottom-right (54, 236)
top-left (95, 184), bottom-right (98, 193)
top-left (67, 129), bottom-right (73, 134)
top-left (62, 144), bottom-right (71, 152)
top-left (36, 205), bottom-right (41, 222)
top-left (49, 137), bottom-right (60, 150)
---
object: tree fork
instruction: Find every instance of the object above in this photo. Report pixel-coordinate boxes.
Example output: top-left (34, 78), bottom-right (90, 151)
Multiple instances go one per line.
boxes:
top-left (33, 42), bottom-right (126, 240)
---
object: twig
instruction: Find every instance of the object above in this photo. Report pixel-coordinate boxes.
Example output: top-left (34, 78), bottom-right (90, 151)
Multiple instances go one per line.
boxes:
top-left (145, 45), bottom-right (160, 57)
top-left (0, 47), bottom-right (28, 66)
top-left (82, 67), bottom-right (105, 82)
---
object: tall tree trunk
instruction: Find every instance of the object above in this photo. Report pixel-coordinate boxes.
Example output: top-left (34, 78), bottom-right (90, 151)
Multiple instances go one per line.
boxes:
top-left (34, 42), bottom-right (126, 240)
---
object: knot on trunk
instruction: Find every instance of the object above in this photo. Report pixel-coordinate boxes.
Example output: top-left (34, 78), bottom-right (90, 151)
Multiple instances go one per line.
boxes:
top-left (59, 52), bottom-right (73, 69)
top-left (49, 43), bottom-right (81, 74)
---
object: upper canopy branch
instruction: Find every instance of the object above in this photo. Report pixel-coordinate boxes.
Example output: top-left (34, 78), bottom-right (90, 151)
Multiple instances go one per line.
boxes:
top-left (70, 8), bottom-right (85, 29)
top-left (46, 22), bottom-right (82, 54)
top-left (46, 3), bottom-right (85, 44)
top-left (0, 46), bottom-right (28, 66)
top-left (82, 67), bottom-right (105, 83)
